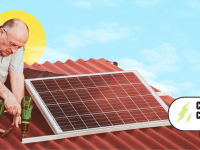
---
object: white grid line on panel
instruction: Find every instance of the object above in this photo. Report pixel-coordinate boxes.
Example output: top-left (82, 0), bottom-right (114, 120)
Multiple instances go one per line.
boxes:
top-left (36, 74), bottom-right (162, 124)
top-left (45, 105), bottom-right (164, 119)
top-left (53, 78), bottom-right (89, 130)
top-left (76, 78), bottom-right (102, 127)
top-left (44, 96), bottom-right (157, 106)
top-left (26, 71), bottom-right (170, 139)
top-left (45, 103), bottom-right (163, 118)
top-left (120, 73), bottom-right (150, 122)
top-left (88, 76), bottom-right (115, 126)
top-left (37, 88), bottom-right (153, 100)
top-left (41, 80), bottom-right (76, 131)
top-left (131, 84), bottom-right (161, 120)
top-left (110, 74), bottom-right (142, 123)
top-left (36, 83), bottom-right (143, 93)
top-left (29, 82), bottom-right (62, 134)
top-left (34, 72), bottom-right (165, 128)
top-left (45, 102), bottom-right (163, 110)
top-left (122, 73), bottom-right (161, 120)
top-left (77, 77), bottom-right (112, 127)
top-left (58, 79), bottom-right (89, 130)
top-left (37, 94), bottom-right (153, 105)
top-left (31, 82), bottom-right (137, 86)
top-left (98, 75), bottom-right (127, 124)
top-left (130, 82), bottom-right (162, 120)
top-left (65, 77), bottom-right (101, 128)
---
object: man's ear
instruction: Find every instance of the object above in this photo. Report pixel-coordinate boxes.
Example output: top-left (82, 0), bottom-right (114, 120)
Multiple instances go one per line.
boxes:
top-left (0, 28), bottom-right (3, 38)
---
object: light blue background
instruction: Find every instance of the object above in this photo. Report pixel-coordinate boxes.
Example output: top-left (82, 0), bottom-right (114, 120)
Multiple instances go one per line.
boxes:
top-left (1, 0), bottom-right (200, 98)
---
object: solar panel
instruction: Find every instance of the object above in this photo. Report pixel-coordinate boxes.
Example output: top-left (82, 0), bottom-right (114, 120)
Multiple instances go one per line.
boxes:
top-left (25, 71), bottom-right (170, 137)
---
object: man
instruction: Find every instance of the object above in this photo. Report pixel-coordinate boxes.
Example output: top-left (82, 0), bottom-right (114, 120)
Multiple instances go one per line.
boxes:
top-left (0, 19), bottom-right (29, 128)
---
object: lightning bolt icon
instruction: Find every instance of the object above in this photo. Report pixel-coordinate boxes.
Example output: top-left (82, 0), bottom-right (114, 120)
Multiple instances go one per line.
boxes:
top-left (186, 113), bottom-right (192, 123)
top-left (176, 101), bottom-right (190, 123)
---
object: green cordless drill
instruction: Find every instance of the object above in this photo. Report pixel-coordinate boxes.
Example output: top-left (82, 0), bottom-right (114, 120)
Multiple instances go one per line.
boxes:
top-left (21, 96), bottom-right (33, 137)
top-left (0, 100), bottom-right (5, 116)
top-left (0, 96), bottom-right (33, 137)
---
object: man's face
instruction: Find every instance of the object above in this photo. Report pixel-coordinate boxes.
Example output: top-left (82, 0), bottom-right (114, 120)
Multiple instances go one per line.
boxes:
top-left (0, 27), bottom-right (28, 57)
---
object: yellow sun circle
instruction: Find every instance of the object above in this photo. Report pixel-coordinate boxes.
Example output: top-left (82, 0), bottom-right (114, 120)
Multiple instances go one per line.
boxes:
top-left (0, 10), bottom-right (46, 65)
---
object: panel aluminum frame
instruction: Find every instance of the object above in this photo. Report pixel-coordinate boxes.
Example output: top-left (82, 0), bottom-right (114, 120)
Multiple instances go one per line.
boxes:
top-left (22, 120), bottom-right (170, 144)
top-left (25, 70), bottom-right (170, 142)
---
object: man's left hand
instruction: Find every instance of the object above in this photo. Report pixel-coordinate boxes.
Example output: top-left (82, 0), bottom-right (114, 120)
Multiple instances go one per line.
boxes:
top-left (12, 115), bottom-right (21, 127)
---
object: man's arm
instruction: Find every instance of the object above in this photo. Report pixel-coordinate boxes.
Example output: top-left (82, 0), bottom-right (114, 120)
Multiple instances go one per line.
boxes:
top-left (10, 72), bottom-right (25, 105)
top-left (9, 72), bottom-right (25, 127)
top-left (0, 79), bottom-right (21, 117)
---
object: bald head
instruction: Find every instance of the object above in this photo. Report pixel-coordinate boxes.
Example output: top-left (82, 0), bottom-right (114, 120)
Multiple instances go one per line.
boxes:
top-left (2, 19), bottom-right (29, 33)
top-left (0, 19), bottom-right (29, 56)
top-left (2, 19), bottom-right (29, 44)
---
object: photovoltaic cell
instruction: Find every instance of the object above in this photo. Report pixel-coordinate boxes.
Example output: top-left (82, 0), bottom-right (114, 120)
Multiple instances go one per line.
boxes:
top-left (29, 71), bottom-right (168, 133)
top-left (118, 97), bottom-right (138, 110)
top-left (55, 118), bottom-right (74, 131)
top-left (133, 84), bottom-right (151, 95)
top-left (89, 75), bottom-right (107, 86)
top-left (67, 77), bottom-right (84, 89)
top-left (101, 74), bottom-right (119, 86)
top-left (117, 111), bottom-right (136, 124)
top-left (87, 88), bottom-right (105, 100)
top-left (55, 78), bottom-right (72, 90)
top-left (112, 73), bottom-right (130, 84)
top-left (67, 116), bottom-right (87, 130)
top-left (83, 101), bottom-right (102, 113)
top-left (63, 90), bottom-right (80, 102)
top-left (39, 92), bottom-right (56, 105)
top-left (81, 115), bottom-right (99, 128)
top-left (124, 72), bottom-right (141, 83)
top-left (105, 112), bottom-right (124, 125)
top-left (75, 89), bottom-right (93, 101)
top-left (95, 100), bottom-right (115, 112)
top-left (93, 113), bottom-right (112, 127)
top-left (43, 79), bottom-right (61, 91)
top-left (31, 80), bottom-right (48, 92)
top-left (121, 84), bottom-right (140, 96)
top-left (59, 103), bottom-right (78, 117)
top-left (78, 76), bottom-right (96, 88)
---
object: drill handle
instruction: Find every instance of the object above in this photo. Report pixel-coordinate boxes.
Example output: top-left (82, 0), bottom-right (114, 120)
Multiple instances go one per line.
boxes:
top-left (0, 100), bottom-right (5, 116)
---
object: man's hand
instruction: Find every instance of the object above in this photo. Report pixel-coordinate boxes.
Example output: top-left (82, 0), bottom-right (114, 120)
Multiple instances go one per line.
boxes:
top-left (12, 115), bottom-right (21, 128)
top-left (4, 93), bottom-right (21, 117)
top-left (8, 72), bottom-right (25, 118)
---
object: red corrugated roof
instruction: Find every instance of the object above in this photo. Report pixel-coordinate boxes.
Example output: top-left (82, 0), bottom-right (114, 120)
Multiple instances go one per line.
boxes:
top-left (1, 58), bottom-right (199, 149)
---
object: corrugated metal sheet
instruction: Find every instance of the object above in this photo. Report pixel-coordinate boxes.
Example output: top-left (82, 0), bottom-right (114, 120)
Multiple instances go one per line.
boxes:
top-left (1, 58), bottom-right (199, 149)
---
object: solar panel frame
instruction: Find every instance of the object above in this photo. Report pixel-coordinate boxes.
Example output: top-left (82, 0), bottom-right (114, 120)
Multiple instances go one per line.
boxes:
top-left (25, 70), bottom-right (170, 136)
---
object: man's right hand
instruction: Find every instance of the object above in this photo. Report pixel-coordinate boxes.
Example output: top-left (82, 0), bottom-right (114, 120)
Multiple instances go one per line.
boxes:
top-left (4, 93), bottom-right (21, 117)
